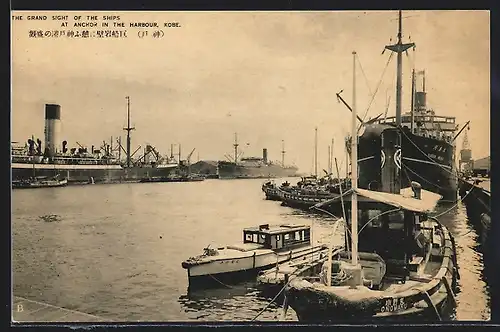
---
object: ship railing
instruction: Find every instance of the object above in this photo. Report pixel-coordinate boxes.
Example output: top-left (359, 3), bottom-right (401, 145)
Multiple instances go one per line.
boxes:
top-left (11, 155), bottom-right (44, 163)
top-left (52, 158), bottom-right (120, 165)
top-left (378, 114), bottom-right (455, 124)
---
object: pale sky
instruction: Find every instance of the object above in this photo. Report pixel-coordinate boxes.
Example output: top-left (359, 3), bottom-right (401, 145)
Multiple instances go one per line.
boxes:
top-left (11, 10), bottom-right (490, 174)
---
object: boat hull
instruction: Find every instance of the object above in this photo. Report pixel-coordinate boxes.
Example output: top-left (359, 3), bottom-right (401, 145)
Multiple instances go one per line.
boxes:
top-left (184, 251), bottom-right (290, 278)
top-left (285, 222), bottom-right (459, 322)
top-left (140, 176), bottom-right (205, 183)
top-left (217, 162), bottom-right (298, 179)
top-left (183, 245), bottom-right (324, 289)
top-left (262, 186), bottom-right (281, 201)
top-left (186, 261), bottom-right (280, 289)
top-left (277, 189), bottom-right (343, 212)
top-left (290, 288), bottom-right (455, 322)
top-left (12, 179), bottom-right (68, 189)
top-left (357, 124), bottom-right (458, 202)
top-left (11, 163), bottom-right (177, 185)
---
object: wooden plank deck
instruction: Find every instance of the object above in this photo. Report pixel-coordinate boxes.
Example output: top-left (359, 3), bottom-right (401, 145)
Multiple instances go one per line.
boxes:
top-left (12, 296), bottom-right (109, 323)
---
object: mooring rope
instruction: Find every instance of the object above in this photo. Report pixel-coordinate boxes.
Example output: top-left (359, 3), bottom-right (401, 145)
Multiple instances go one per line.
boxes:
top-left (207, 272), bottom-right (234, 289)
top-left (250, 267), bottom-right (302, 321)
top-left (430, 187), bottom-right (474, 219)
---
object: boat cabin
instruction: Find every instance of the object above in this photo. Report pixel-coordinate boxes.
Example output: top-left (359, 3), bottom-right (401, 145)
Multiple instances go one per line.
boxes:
top-left (320, 185), bottom-right (441, 282)
top-left (376, 114), bottom-right (456, 143)
top-left (243, 224), bottom-right (311, 250)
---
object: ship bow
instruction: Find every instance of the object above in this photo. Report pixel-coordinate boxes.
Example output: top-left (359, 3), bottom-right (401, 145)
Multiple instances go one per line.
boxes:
top-left (286, 281), bottom-right (381, 322)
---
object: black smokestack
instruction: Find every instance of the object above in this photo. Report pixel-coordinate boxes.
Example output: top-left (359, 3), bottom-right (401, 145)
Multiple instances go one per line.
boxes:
top-left (263, 148), bottom-right (268, 163)
top-left (44, 104), bottom-right (61, 157)
top-left (45, 104), bottom-right (61, 120)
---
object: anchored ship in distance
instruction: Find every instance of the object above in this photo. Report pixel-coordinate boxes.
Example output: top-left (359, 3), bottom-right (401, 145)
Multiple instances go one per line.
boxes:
top-left (11, 97), bottom-right (178, 185)
top-left (217, 133), bottom-right (299, 179)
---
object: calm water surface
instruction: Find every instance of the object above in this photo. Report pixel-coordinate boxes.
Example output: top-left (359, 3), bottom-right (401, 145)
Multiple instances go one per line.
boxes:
top-left (12, 178), bottom-right (490, 321)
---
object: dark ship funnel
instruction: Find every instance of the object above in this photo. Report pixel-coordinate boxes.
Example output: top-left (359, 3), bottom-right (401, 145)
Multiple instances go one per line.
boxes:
top-left (415, 92), bottom-right (426, 110)
top-left (415, 70), bottom-right (427, 111)
top-left (263, 148), bottom-right (268, 163)
top-left (44, 104), bottom-right (61, 157)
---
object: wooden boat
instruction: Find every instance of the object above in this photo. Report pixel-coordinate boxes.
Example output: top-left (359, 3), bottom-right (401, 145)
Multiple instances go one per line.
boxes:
top-left (283, 48), bottom-right (459, 322)
top-left (256, 245), bottom-right (340, 296)
top-left (275, 175), bottom-right (350, 210)
top-left (284, 186), bottom-right (459, 322)
top-left (186, 173), bottom-right (206, 181)
top-left (262, 181), bottom-right (284, 201)
top-left (181, 223), bottom-right (326, 289)
top-left (278, 188), bottom-right (340, 210)
top-left (140, 173), bottom-right (206, 183)
top-left (12, 175), bottom-right (68, 189)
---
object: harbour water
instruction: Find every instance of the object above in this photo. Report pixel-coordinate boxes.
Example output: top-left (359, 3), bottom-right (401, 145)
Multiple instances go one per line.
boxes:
top-left (12, 178), bottom-right (490, 322)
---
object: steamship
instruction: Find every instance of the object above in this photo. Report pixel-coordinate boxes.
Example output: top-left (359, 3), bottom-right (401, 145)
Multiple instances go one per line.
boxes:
top-left (348, 15), bottom-right (468, 202)
top-left (11, 100), bottom-right (178, 185)
top-left (217, 134), bottom-right (299, 179)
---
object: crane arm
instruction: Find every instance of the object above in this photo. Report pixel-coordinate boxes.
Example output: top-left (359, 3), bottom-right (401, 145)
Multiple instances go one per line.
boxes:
top-left (186, 148), bottom-right (196, 161)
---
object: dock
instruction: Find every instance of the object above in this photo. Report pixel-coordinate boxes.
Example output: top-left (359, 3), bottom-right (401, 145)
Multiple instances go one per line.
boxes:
top-left (12, 296), bottom-right (109, 323)
top-left (459, 177), bottom-right (490, 213)
top-left (458, 177), bottom-right (491, 242)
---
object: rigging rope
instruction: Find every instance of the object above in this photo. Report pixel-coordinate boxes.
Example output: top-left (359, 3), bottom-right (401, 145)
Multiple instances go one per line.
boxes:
top-left (357, 207), bottom-right (402, 235)
top-left (398, 126), bottom-right (460, 180)
top-left (250, 266), bottom-right (303, 321)
top-left (360, 52), bottom-right (394, 124)
top-left (356, 54), bottom-right (374, 98)
top-left (402, 164), bottom-right (447, 191)
top-left (405, 48), bottom-right (416, 75)
top-left (312, 208), bottom-right (352, 239)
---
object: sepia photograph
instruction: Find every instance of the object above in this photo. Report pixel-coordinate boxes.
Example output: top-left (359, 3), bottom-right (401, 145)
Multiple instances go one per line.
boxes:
top-left (11, 9), bottom-right (491, 323)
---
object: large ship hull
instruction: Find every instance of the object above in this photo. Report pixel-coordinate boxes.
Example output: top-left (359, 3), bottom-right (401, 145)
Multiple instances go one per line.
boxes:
top-left (217, 162), bottom-right (298, 179)
top-left (11, 163), bottom-right (178, 185)
top-left (357, 124), bottom-right (458, 202)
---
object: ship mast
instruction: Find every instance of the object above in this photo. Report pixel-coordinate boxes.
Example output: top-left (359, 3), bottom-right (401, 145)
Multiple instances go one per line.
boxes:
top-left (330, 138), bottom-right (334, 174)
top-left (350, 51), bottom-right (359, 269)
top-left (233, 133), bottom-right (239, 163)
top-left (314, 127), bottom-right (318, 177)
top-left (123, 96), bottom-right (135, 168)
top-left (384, 10), bottom-right (415, 126)
top-left (281, 140), bottom-right (285, 167)
top-left (410, 69), bottom-right (416, 133)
